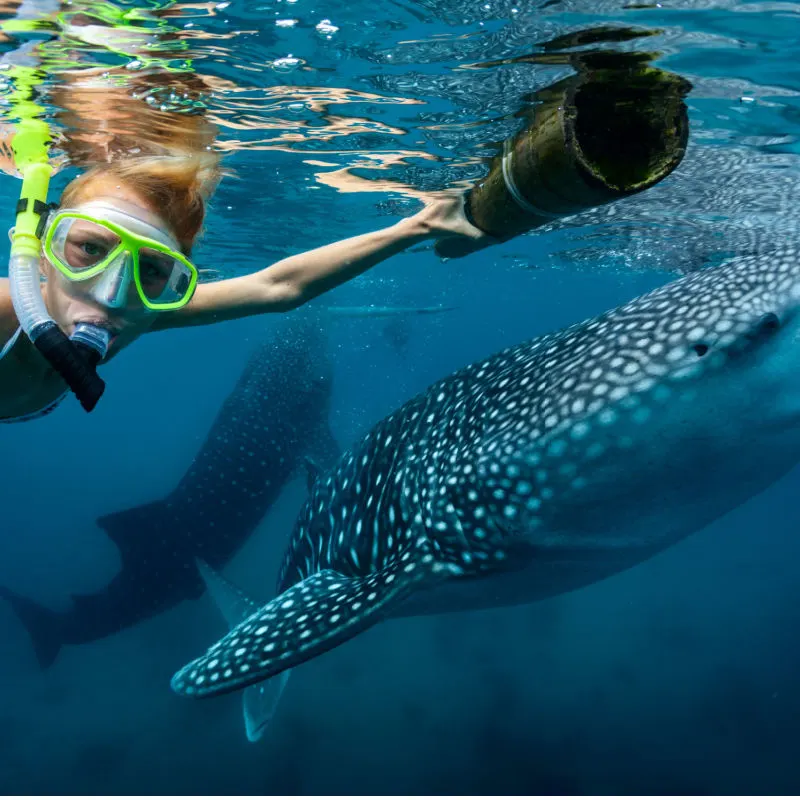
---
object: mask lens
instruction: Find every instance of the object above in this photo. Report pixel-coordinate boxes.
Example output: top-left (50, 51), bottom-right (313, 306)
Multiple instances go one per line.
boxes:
top-left (138, 248), bottom-right (173, 300)
top-left (53, 217), bottom-right (121, 273)
top-left (138, 247), bottom-right (193, 305)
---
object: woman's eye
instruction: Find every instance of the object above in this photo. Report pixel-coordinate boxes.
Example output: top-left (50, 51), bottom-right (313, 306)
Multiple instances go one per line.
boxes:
top-left (140, 257), bottom-right (170, 282)
top-left (65, 237), bottom-right (110, 266)
top-left (81, 241), bottom-right (104, 257)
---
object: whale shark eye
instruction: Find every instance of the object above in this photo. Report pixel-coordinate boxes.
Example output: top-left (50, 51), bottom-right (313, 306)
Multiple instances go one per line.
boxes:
top-left (692, 343), bottom-right (709, 357)
top-left (759, 313), bottom-right (780, 333)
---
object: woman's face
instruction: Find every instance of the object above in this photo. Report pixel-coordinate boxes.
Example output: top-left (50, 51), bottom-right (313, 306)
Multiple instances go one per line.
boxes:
top-left (41, 179), bottom-right (179, 359)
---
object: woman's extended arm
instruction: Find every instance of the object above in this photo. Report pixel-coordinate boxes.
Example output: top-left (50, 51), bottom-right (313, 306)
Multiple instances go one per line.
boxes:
top-left (152, 194), bottom-right (486, 331)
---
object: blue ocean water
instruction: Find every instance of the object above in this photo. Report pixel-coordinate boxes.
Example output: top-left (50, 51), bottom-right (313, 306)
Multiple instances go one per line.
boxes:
top-left (1, 0), bottom-right (800, 793)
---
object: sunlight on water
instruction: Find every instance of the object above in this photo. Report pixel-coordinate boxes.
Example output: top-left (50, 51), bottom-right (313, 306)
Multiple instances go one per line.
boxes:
top-left (0, 0), bottom-right (798, 275)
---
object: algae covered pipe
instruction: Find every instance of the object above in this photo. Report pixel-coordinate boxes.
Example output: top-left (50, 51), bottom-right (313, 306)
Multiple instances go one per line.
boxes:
top-left (437, 53), bottom-right (692, 258)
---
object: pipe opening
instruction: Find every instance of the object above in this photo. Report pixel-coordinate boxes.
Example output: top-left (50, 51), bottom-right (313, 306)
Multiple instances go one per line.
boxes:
top-left (572, 68), bottom-right (691, 193)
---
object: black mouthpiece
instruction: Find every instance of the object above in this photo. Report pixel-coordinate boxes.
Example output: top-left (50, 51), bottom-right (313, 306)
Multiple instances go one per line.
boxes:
top-left (33, 324), bottom-right (106, 413)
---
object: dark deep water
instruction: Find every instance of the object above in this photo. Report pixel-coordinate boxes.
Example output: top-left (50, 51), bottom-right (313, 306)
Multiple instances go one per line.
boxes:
top-left (2, 0), bottom-right (800, 794)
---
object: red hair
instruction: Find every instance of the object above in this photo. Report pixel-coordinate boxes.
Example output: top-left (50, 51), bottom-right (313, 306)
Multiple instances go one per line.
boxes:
top-left (59, 153), bottom-right (223, 254)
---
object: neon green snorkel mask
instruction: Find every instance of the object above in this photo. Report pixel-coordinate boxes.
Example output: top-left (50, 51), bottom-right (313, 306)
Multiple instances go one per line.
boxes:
top-left (43, 204), bottom-right (199, 311)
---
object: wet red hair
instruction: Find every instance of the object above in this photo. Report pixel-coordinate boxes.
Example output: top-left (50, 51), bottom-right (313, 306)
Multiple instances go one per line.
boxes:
top-left (59, 153), bottom-right (223, 255)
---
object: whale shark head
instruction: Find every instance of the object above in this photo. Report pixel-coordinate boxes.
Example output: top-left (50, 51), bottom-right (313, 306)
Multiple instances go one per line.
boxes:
top-left (455, 244), bottom-right (800, 558)
top-left (614, 247), bottom-right (800, 416)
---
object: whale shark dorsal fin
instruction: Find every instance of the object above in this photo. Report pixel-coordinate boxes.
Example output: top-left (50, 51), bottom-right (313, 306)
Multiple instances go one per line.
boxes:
top-left (195, 559), bottom-right (259, 629)
top-left (172, 553), bottom-right (455, 699)
top-left (303, 457), bottom-right (322, 492)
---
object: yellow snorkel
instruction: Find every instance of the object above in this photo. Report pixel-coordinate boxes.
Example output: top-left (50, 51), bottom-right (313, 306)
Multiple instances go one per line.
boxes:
top-left (7, 62), bottom-right (108, 412)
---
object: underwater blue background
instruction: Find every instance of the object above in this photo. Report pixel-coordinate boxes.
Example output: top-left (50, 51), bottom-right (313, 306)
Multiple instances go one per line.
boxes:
top-left (2, 0), bottom-right (800, 793)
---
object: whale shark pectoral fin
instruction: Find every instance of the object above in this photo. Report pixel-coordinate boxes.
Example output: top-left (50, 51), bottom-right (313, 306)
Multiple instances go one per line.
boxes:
top-left (295, 423), bottom-right (339, 491)
top-left (171, 556), bottom-right (445, 700)
top-left (96, 501), bottom-right (171, 571)
top-left (195, 558), bottom-right (259, 629)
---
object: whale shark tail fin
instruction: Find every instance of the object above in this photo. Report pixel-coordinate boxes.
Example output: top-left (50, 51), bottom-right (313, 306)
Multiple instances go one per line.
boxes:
top-left (0, 586), bottom-right (63, 669)
top-left (194, 559), bottom-right (289, 742)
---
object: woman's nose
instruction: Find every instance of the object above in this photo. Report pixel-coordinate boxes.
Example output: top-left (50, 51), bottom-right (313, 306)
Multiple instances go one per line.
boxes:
top-left (87, 257), bottom-right (139, 309)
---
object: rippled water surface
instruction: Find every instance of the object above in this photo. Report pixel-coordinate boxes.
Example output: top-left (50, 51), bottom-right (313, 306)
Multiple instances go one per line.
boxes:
top-left (3, 0), bottom-right (799, 279)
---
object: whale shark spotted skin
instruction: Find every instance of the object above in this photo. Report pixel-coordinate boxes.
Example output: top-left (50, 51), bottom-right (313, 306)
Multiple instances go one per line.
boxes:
top-left (171, 248), bottom-right (800, 732)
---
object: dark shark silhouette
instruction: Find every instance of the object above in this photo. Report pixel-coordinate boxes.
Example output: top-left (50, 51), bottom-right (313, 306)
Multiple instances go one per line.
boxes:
top-left (0, 312), bottom-right (339, 668)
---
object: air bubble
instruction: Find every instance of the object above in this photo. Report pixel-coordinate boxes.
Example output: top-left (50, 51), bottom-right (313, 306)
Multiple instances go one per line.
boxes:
top-left (272, 56), bottom-right (301, 73)
top-left (315, 19), bottom-right (339, 36)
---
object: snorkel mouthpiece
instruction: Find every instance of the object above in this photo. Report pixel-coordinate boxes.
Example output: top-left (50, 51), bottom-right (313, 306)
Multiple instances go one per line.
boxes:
top-left (71, 322), bottom-right (111, 357)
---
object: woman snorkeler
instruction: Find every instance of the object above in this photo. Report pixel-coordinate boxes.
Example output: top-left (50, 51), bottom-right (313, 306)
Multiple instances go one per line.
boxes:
top-left (0, 3), bottom-right (489, 423)
top-left (0, 156), bottom-right (486, 422)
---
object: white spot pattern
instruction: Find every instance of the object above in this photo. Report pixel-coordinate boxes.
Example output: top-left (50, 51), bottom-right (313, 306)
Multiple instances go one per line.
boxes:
top-left (174, 252), bottom-right (799, 701)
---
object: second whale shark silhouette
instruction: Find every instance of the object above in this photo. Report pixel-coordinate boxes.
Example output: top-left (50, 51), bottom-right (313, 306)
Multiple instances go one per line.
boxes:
top-left (0, 312), bottom-right (340, 668)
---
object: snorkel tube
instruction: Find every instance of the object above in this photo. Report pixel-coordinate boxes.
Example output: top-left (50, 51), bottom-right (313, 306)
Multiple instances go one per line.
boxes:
top-left (7, 63), bottom-right (108, 412)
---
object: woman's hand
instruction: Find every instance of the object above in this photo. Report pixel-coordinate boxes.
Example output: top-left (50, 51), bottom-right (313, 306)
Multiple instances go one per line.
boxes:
top-left (410, 191), bottom-right (497, 259)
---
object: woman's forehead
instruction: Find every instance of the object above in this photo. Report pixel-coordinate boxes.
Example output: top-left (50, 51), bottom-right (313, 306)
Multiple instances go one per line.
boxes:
top-left (68, 175), bottom-right (158, 212)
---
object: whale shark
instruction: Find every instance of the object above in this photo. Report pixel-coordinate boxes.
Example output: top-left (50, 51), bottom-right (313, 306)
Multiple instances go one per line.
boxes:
top-left (0, 312), bottom-right (339, 668)
top-left (171, 248), bottom-right (800, 740)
